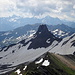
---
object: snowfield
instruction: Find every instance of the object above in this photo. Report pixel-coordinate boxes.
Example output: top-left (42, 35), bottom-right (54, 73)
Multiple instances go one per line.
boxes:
top-left (50, 34), bottom-right (75, 55)
top-left (0, 39), bottom-right (58, 68)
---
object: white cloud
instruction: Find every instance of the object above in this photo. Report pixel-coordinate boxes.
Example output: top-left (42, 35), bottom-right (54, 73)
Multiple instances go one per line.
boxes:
top-left (73, 5), bottom-right (75, 9)
top-left (0, 0), bottom-right (75, 21)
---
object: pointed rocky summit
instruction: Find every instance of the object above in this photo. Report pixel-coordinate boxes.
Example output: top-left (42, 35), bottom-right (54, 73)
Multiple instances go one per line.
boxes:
top-left (28, 24), bottom-right (62, 49)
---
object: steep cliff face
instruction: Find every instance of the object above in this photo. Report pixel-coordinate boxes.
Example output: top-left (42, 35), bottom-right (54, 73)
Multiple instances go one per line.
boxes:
top-left (28, 24), bottom-right (62, 49)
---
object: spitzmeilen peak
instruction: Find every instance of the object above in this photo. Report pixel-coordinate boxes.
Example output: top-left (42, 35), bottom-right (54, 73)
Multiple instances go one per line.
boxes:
top-left (28, 24), bottom-right (62, 49)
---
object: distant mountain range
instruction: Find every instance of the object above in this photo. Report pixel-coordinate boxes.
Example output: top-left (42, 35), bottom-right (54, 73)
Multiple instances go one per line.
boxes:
top-left (0, 16), bottom-right (75, 31)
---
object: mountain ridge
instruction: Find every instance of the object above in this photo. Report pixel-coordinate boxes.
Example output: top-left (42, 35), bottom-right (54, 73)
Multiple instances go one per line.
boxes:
top-left (7, 52), bottom-right (75, 75)
top-left (0, 25), bottom-right (75, 74)
top-left (0, 16), bottom-right (75, 31)
top-left (0, 23), bottom-right (75, 48)
top-left (27, 24), bottom-right (62, 49)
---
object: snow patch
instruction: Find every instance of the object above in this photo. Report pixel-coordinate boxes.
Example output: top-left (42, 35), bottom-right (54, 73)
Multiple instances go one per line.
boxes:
top-left (52, 29), bottom-right (59, 32)
top-left (16, 32), bottom-right (18, 34)
top-left (28, 34), bottom-right (34, 38)
top-left (35, 58), bottom-right (43, 64)
top-left (58, 30), bottom-right (65, 35)
top-left (52, 29), bottom-right (68, 37)
top-left (16, 36), bottom-right (21, 40)
top-left (15, 69), bottom-right (21, 74)
top-left (54, 32), bottom-right (57, 35)
top-left (46, 38), bottom-right (51, 43)
top-left (42, 60), bottom-right (50, 66)
top-left (23, 66), bottom-right (27, 70)
top-left (19, 74), bottom-right (22, 75)
top-left (39, 32), bottom-right (41, 34)
top-left (1, 32), bottom-right (11, 36)
top-left (2, 36), bottom-right (14, 43)
top-left (2, 40), bottom-right (6, 43)
top-left (28, 30), bottom-right (36, 38)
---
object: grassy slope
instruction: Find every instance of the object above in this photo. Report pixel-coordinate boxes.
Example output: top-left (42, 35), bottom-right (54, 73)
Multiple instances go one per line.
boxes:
top-left (9, 52), bottom-right (75, 75)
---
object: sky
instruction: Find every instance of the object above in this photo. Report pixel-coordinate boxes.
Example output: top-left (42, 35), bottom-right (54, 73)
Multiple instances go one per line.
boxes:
top-left (0, 0), bottom-right (75, 21)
